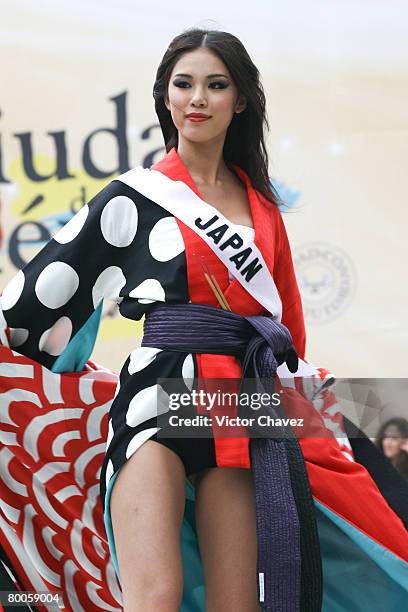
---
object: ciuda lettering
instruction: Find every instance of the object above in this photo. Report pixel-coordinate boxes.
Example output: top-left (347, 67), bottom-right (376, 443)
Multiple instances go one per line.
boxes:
top-left (194, 214), bottom-right (263, 282)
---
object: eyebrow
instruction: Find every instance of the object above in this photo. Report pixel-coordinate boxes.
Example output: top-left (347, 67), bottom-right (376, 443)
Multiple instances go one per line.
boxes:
top-left (173, 73), bottom-right (229, 79)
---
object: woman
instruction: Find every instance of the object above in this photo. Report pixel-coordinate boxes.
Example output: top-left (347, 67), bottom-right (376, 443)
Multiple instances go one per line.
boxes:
top-left (0, 28), bottom-right (407, 612)
top-left (376, 418), bottom-right (408, 480)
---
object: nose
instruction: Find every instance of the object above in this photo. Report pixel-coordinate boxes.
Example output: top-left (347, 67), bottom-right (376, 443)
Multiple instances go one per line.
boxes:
top-left (190, 86), bottom-right (207, 107)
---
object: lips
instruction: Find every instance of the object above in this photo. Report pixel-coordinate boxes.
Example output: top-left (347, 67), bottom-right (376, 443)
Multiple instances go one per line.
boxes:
top-left (186, 113), bottom-right (211, 119)
top-left (186, 114), bottom-right (211, 123)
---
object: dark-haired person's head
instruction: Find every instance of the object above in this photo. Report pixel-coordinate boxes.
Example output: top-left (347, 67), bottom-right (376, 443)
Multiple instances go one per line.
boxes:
top-left (153, 27), bottom-right (282, 208)
top-left (375, 417), bottom-right (408, 479)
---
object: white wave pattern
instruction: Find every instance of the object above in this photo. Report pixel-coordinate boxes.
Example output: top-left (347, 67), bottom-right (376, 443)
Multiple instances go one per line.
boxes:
top-left (52, 430), bottom-right (81, 457)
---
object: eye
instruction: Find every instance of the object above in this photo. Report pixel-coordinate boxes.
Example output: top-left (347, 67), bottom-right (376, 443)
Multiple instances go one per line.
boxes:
top-left (209, 81), bottom-right (228, 89)
top-left (173, 80), bottom-right (190, 88)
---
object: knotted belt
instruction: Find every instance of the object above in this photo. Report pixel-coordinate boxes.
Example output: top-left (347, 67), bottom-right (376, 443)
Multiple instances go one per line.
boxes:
top-left (141, 302), bottom-right (322, 612)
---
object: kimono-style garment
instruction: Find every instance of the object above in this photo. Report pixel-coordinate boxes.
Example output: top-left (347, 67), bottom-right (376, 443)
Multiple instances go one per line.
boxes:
top-left (0, 146), bottom-right (407, 612)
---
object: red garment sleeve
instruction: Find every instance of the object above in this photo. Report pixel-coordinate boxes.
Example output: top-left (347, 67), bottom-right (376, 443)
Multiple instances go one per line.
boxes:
top-left (272, 209), bottom-right (306, 359)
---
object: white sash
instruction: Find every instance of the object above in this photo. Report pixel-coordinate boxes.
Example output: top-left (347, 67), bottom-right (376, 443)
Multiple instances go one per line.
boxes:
top-left (116, 167), bottom-right (322, 379)
top-left (116, 166), bottom-right (283, 321)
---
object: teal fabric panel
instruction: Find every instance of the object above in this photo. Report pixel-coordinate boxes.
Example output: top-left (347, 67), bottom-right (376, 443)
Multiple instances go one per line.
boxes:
top-left (180, 482), bottom-right (205, 612)
top-left (103, 470), bottom-right (122, 582)
top-left (51, 302), bottom-right (103, 373)
top-left (315, 502), bottom-right (408, 612)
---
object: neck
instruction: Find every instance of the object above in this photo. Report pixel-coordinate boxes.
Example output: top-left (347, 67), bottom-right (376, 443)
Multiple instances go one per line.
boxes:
top-left (176, 137), bottom-right (231, 188)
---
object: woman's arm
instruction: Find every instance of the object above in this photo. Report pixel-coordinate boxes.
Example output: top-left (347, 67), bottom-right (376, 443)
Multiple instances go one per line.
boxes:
top-left (0, 180), bottom-right (151, 370)
top-left (272, 209), bottom-right (306, 360)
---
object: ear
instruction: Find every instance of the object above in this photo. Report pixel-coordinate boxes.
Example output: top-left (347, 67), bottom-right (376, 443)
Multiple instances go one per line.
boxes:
top-left (164, 94), bottom-right (170, 112)
top-left (235, 94), bottom-right (247, 114)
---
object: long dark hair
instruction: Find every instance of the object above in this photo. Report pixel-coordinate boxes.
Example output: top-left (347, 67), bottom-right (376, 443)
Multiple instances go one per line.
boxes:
top-left (375, 417), bottom-right (408, 479)
top-left (152, 27), bottom-right (283, 208)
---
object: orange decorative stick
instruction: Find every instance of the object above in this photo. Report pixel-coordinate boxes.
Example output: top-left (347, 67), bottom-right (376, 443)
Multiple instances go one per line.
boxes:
top-left (192, 252), bottom-right (232, 311)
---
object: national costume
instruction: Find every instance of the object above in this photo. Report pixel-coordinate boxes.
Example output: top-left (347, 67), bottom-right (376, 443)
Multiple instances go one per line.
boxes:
top-left (0, 147), bottom-right (407, 611)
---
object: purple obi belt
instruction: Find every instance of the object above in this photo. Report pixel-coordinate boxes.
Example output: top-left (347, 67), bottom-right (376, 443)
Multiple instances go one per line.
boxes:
top-left (142, 302), bottom-right (322, 612)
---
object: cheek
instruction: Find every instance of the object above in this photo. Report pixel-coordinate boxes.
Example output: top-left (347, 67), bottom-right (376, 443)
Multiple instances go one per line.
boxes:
top-left (167, 89), bottom-right (187, 121)
top-left (384, 439), bottom-right (399, 454)
top-left (169, 88), bottom-right (186, 107)
top-left (212, 93), bottom-right (236, 114)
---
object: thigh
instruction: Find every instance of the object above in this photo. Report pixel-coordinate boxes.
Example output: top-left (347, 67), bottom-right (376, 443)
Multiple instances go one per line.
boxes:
top-left (194, 466), bottom-right (260, 612)
top-left (109, 439), bottom-right (187, 610)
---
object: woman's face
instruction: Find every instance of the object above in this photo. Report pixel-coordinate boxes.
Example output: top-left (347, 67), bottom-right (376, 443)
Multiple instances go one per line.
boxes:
top-left (165, 47), bottom-right (246, 146)
top-left (382, 425), bottom-right (404, 459)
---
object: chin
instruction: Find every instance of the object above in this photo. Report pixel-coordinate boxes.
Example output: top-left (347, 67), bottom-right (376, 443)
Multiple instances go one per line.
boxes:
top-left (181, 128), bottom-right (225, 144)
top-left (181, 133), bottom-right (215, 144)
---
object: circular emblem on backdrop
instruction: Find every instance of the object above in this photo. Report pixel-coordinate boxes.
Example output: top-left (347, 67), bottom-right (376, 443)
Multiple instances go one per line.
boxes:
top-left (292, 242), bottom-right (357, 324)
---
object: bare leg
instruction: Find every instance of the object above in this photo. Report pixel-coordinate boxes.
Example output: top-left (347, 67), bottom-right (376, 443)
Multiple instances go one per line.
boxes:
top-left (194, 467), bottom-right (260, 612)
top-left (110, 440), bottom-right (187, 612)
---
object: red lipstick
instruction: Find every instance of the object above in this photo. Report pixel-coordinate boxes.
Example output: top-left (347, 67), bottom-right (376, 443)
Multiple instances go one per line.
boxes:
top-left (186, 112), bottom-right (211, 122)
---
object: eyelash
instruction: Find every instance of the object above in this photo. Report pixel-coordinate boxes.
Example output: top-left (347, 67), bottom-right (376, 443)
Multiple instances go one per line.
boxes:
top-left (173, 81), bottom-right (228, 89)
